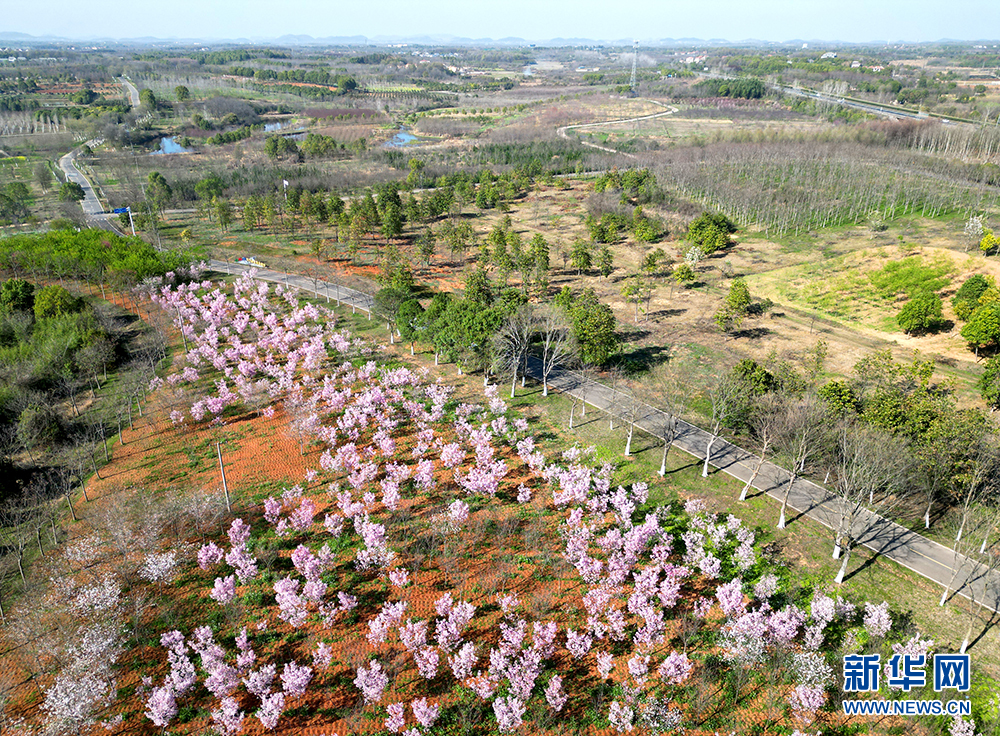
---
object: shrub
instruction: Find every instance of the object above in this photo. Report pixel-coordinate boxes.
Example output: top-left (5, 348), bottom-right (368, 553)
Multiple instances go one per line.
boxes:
top-left (896, 292), bottom-right (943, 335)
top-left (34, 285), bottom-right (82, 320)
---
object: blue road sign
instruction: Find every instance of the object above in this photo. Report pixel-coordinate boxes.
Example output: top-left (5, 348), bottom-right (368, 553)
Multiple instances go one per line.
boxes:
top-left (112, 207), bottom-right (129, 214)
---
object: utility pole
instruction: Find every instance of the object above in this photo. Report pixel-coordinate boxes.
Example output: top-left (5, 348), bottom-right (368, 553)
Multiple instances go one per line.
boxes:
top-left (629, 40), bottom-right (639, 95)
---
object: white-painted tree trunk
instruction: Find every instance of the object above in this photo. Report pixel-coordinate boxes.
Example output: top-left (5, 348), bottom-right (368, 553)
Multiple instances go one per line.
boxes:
top-left (834, 547), bottom-right (851, 584)
top-left (659, 440), bottom-right (669, 477)
top-left (702, 435), bottom-right (717, 478)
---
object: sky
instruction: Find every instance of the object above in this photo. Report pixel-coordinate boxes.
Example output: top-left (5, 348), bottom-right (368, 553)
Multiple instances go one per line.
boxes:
top-left (4, 0), bottom-right (1000, 43)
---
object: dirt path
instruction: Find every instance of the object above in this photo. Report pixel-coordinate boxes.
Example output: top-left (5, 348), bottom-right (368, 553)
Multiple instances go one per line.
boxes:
top-left (557, 99), bottom-right (678, 157)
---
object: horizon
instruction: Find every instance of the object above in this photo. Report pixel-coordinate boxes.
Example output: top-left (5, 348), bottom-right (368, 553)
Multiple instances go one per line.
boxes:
top-left (3, 0), bottom-right (1000, 46)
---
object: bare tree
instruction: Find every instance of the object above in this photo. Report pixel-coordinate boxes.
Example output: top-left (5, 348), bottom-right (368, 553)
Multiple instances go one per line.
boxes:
top-left (537, 306), bottom-right (577, 397)
top-left (493, 305), bottom-right (536, 399)
top-left (914, 417), bottom-right (977, 530)
top-left (772, 394), bottom-right (827, 527)
top-left (620, 385), bottom-right (644, 458)
top-left (829, 421), bottom-right (915, 584)
top-left (0, 495), bottom-right (33, 586)
top-left (641, 363), bottom-right (683, 477)
top-left (567, 365), bottom-right (595, 430)
top-left (741, 393), bottom-right (784, 502)
top-left (702, 372), bottom-right (742, 478)
top-left (952, 438), bottom-right (999, 544)
top-left (607, 366), bottom-right (624, 431)
top-left (937, 498), bottom-right (1000, 653)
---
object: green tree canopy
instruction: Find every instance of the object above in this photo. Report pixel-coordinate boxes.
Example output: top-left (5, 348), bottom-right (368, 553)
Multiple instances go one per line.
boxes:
top-left (0, 278), bottom-right (34, 313)
top-left (960, 302), bottom-right (1000, 353)
top-left (33, 284), bottom-right (82, 320)
top-left (687, 212), bottom-right (737, 254)
top-left (565, 288), bottom-right (619, 365)
top-left (58, 181), bottom-right (86, 203)
top-left (952, 274), bottom-right (993, 320)
top-left (980, 355), bottom-right (1000, 410)
top-left (195, 174), bottom-right (225, 201)
top-left (897, 292), bottom-right (944, 335)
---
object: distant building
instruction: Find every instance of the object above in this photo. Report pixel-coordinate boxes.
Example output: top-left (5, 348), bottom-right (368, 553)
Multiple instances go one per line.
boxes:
top-left (820, 51), bottom-right (838, 59)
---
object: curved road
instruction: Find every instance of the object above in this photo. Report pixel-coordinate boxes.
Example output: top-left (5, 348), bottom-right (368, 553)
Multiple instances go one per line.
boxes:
top-left (57, 140), bottom-right (123, 233)
top-left (119, 76), bottom-right (140, 109)
top-left (558, 99), bottom-right (678, 157)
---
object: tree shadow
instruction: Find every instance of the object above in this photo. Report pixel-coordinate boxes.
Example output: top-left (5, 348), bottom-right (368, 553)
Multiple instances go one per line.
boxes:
top-left (965, 608), bottom-right (1000, 652)
top-left (648, 308), bottom-right (687, 319)
top-left (666, 459), bottom-right (700, 474)
top-left (611, 344), bottom-right (673, 376)
top-left (730, 326), bottom-right (771, 340)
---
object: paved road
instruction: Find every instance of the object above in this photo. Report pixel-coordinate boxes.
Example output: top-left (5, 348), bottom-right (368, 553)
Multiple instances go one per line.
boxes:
top-left (57, 140), bottom-right (123, 234)
top-left (207, 259), bottom-right (375, 314)
top-left (119, 76), bottom-right (140, 109)
top-left (203, 262), bottom-right (1000, 615)
top-left (774, 84), bottom-right (932, 122)
top-left (529, 357), bottom-right (1000, 614)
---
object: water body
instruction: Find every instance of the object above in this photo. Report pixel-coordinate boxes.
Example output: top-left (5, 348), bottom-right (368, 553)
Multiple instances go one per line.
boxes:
top-left (263, 121), bottom-right (286, 132)
top-left (383, 127), bottom-right (418, 148)
top-left (150, 137), bottom-right (190, 155)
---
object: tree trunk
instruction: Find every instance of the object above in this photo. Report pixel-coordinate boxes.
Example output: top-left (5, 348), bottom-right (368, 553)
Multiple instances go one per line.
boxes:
top-left (659, 439), bottom-right (670, 477)
top-left (702, 435), bottom-right (717, 478)
top-left (511, 372), bottom-right (517, 399)
top-left (778, 473), bottom-right (797, 528)
top-left (36, 527), bottom-right (44, 557)
top-left (924, 499), bottom-right (932, 529)
top-left (569, 401), bottom-right (575, 430)
top-left (741, 450), bottom-right (766, 501)
top-left (834, 545), bottom-right (851, 584)
top-left (624, 422), bottom-right (634, 457)
top-left (543, 376), bottom-right (548, 397)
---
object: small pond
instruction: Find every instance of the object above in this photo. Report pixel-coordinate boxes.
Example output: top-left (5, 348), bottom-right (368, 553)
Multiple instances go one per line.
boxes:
top-left (383, 127), bottom-right (419, 148)
top-left (150, 137), bottom-right (191, 155)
